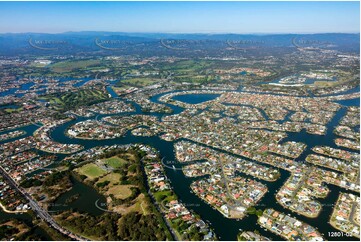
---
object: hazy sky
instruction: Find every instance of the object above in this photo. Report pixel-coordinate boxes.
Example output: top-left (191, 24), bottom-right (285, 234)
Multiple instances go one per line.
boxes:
top-left (0, 1), bottom-right (359, 34)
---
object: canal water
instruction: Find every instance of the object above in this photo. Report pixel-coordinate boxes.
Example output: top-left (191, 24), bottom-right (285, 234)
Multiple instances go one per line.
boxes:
top-left (0, 124), bottom-right (39, 145)
top-left (172, 94), bottom-right (220, 104)
top-left (0, 209), bottom-right (54, 240)
top-left (2, 91), bottom-right (360, 241)
top-left (48, 175), bottom-right (106, 216)
top-left (0, 77), bottom-right (94, 98)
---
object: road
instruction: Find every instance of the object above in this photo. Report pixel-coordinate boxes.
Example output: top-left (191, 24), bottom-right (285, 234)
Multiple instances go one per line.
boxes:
top-left (0, 165), bottom-right (87, 241)
top-left (140, 157), bottom-right (180, 241)
top-left (289, 166), bottom-right (313, 200)
top-left (349, 202), bottom-right (359, 227)
top-left (148, 190), bottom-right (181, 241)
top-left (218, 156), bottom-right (244, 209)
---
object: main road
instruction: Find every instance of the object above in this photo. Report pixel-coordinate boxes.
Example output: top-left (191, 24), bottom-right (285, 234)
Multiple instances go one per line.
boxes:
top-left (0, 165), bottom-right (87, 241)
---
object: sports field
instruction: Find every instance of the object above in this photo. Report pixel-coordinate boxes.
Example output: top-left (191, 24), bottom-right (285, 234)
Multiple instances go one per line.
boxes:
top-left (76, 163), bottom-right (106, 179)
top-left (102, 156), bottom-right (127, 169)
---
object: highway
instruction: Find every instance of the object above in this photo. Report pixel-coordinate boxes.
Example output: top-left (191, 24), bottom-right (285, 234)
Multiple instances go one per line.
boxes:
top-left (0, 165), bottom-right (87, 241)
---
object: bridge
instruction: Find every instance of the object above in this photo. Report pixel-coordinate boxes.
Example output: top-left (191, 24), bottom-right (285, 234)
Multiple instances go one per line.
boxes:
top-left (0, 166), bottom-right (87, 241)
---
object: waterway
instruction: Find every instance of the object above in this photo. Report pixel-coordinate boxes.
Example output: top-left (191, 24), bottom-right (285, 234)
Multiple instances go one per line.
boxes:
top-left (0, 77), bottom-right (94, 98)
top-left (172, 93), bottom-right (220, 104)
top-left (0, 209), bottom-right (54, 240)
top-left (1, 90), bottom-right (360, 241)
top-left (48, 175), bottom-right (106, 216)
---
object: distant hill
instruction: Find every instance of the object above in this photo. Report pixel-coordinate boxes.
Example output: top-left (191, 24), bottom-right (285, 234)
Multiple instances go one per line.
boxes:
top-left (0, 32), bottom-right (358, 55)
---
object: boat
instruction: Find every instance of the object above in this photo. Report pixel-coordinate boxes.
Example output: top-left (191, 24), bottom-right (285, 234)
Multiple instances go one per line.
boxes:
top-left (172, 165), bottom-right (175, 170)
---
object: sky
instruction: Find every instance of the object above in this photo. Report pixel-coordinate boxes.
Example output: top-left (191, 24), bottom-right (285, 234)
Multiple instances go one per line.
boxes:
top-left (0, 1), bottom-right (359, 34)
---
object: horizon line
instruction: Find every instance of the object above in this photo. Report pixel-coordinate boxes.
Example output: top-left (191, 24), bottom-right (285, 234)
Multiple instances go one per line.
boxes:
top-left (0, 31), bottom-right (360, 35)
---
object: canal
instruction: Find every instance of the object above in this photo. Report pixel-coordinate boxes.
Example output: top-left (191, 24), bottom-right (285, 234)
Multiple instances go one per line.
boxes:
top-left (1, 91), bottom-right (359, 241)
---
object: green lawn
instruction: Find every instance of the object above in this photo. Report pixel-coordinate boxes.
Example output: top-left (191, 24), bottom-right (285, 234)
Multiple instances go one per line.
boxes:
top-left (38, 89), bottom-right (109, 112)
top-left (154, 190), bottom-right (177, 203)
top-left (102, 156), bottom-right (127, 169)
top-left (76, 163), bottom-right (106, 180)
top-left (4, 107), bottom-right (23, 113)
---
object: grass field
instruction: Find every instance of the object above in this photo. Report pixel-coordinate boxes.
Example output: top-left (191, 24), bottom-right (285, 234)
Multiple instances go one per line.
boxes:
top-left (131, 195), bottom-right (149, 215)
top-left (4, 107), bottom-right (24, 113)
top-left (161, 60), bottom-right (212, 71)
top-left (96, 173), bottom-right (121, 186)
top-left (39, 89), bottom-right (109, 111)
top-left (122, 77), bottom-right (159, 87)
top-left (112, 85), bottom-right (133, 91)
top-left (102, 156), bottom-right (127, 169)
top-left (106, 185), bottom-right (133, 199)
top-left (50, 59), bottom-right (102, 73)
top-left (173, 75), bottom-right (212, 84)
top-left (122, 153), bottom-right (137, 162)
top-left (76, 163), bottom-right (106, 180)
top-left (154, 190), bottom-right (177, 203)
top-left (313, 81), bottom-right (335, 87)
top-left (110, 193), bottom-right (148, 215)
